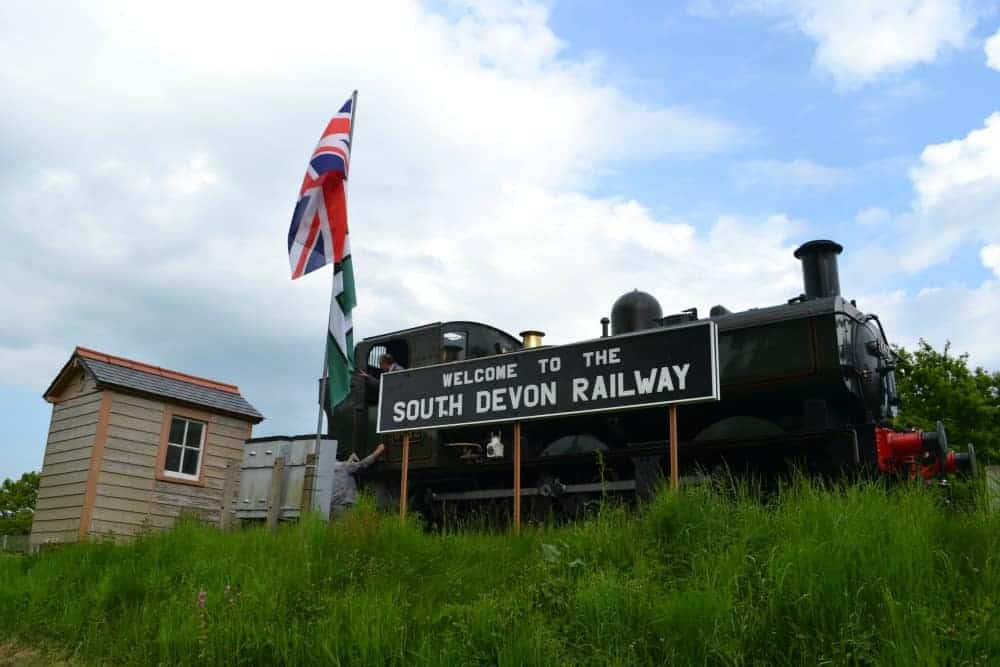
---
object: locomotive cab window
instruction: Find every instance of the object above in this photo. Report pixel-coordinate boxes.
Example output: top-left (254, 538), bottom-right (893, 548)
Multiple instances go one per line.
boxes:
top-left (367, 344), bottom-right (388, 370)
top-left (441, 331), bottom-right (467, 362)
top-left (360, 339), bottom-right (411, 404)
top-left (365, 340), bottom-right (410, 372)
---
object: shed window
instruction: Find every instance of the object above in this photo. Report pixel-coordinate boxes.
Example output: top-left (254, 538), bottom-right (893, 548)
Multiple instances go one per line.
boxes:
top-left (163, 416), bottom-right (205, 480)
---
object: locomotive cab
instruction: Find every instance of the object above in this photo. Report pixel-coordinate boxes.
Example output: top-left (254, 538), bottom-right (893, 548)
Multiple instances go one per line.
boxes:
top-left (328, 321), bottom-right (522, 462)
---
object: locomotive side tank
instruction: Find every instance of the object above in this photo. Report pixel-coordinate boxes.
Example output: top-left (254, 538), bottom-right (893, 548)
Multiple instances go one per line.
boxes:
top-left (327, 240), bottom-right (975, 513)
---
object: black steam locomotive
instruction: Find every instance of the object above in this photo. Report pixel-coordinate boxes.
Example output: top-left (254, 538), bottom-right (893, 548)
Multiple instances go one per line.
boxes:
top-left (328, 240), bottom-right (976, 514)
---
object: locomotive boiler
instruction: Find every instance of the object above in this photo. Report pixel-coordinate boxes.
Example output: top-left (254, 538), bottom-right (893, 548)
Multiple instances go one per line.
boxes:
top-left (327, 240), bottom-right (976, 515)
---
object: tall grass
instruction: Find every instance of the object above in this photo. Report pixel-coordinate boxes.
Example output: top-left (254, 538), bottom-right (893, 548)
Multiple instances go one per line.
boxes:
top-left (1, 480), bottom-right (997, 665)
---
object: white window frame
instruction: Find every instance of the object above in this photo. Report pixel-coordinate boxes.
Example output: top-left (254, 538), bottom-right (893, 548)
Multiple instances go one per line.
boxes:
top-left (162, 415), bottom-right (206, 481)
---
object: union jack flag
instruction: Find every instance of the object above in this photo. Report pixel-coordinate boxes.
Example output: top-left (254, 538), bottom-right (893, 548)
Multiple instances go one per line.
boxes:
top-left (287, 95), bottom-right (354, 280)
top-left (287, 92), bottom-right (359, 411)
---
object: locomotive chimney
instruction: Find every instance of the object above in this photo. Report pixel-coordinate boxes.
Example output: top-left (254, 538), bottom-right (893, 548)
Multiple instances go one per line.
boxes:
top-left (794, 240), bottom-right (843, 299)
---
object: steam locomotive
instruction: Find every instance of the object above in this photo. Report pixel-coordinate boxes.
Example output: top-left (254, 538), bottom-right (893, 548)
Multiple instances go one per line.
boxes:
top-left (327, 240), bottom-right (977, 514)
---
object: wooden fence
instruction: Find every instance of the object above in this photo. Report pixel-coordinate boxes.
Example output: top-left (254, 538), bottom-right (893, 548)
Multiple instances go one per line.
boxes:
top-left (0, 534), bottom-right (29, 554)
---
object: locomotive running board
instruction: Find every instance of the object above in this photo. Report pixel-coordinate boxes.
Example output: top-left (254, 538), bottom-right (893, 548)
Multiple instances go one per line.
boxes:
top-left (431, 480), bottom-right (637, 502)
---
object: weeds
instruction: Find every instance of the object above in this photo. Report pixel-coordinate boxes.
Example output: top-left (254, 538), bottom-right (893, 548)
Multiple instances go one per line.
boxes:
top-left (0, 479), bottom-right (997, 665)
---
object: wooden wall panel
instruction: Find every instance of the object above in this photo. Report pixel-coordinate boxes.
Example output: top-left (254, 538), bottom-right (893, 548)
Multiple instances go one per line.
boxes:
top-left (84, 395), bottom-right (252, 541)
top-left (34, 493), bottom-right (87, 511)
top-left (105, 425), bottom-right (160, 446)
top-left (94, 483), bottom-right (153, 503)
top-left (43, 434), bottom-right (101, 456)
top-left (32, 517), bottom-right (84, 533)
top-left (38, 458), bottom-right (92, 476)
top-left (31, 375), bottom-right (101, 548)
top-left (43, 447), bottom-right (95, 466)
top-left (37, 482), bottom-right (90, 501)
top-left (102, 447), bottom-right (157, 469)
top-left (50, 395), bottom-right (104, 420)
top-left (46, 424), bottom-right (101, 444)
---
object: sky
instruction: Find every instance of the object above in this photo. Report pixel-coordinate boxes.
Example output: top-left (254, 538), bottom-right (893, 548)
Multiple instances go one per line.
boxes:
top-left (2, 0), bottom-right (1000, 481)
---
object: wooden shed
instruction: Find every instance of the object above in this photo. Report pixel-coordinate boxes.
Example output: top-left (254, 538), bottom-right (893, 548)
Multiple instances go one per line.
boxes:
top-left (31, 347), bottom-right (263, 548)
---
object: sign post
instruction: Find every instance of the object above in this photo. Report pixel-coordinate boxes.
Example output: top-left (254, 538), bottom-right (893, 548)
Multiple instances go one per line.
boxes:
top-left (377, 321), bottom-right (721, 523)
top-left (513, 422), bottom-right (522, 534)
top-left (669, 405), bottom-right (679, 490)
top-left (400, 433), bottom-right (410, 520)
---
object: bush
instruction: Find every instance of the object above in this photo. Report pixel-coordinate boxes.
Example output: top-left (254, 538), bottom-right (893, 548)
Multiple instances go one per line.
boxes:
top-left (894, 341), bottom-right (1000, 463)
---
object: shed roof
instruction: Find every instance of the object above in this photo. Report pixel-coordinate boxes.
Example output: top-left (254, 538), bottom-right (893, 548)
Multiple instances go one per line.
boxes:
top-left (45, 347), bottom-right (264, 423)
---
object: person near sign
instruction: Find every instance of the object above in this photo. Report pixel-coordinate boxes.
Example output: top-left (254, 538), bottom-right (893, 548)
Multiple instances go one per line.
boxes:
top-left (379, 353), bottom-right (404, 372)
top-left (360, 353), bottom-right (405, 396)
top-left (330, 443), bottom-right (386, 518)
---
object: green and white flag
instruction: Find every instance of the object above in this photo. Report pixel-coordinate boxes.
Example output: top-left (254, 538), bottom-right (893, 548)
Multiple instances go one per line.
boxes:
top-left (327, 242), bottom-right (357, 410)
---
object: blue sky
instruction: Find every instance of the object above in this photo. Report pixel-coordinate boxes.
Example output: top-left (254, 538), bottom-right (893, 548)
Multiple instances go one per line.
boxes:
top-left (2, 0), bottom-right (1000, 481)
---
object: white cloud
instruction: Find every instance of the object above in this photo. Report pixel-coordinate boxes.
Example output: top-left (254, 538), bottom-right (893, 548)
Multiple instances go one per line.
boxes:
top-left (0, 0), bottom-right (768, 449)
top-left (855, 206), bottom-right (891, 226)
top-left (913, 112), bottom-right (1000, 208)
top-left (843, 112), bottom-right (1000, 283)
top-left (987, 25), bottom-right (1000, 70)
top-left (900, 112), bottom-right (1000, 270)
top-left (165, 155), bottom-right (220, 197)
top-left (982, 244), bottom-right (1000, 277)
top-left (730, 0), bottom-right (974, 89)
top-left (39, 169), bottom-right (80, 192)
top-left (844, 110), bottom-right (1000, 369)
top-left (731, 158), bottom-right (849, 190)
top-left (862, 280), bottom-right (1000, 367)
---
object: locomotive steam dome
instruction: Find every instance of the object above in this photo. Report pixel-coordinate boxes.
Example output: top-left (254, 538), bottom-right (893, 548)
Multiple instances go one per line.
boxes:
top-left (611, 290), bottom-right (663, 335)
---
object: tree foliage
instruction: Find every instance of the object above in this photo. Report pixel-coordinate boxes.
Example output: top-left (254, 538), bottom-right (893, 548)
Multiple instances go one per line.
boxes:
top-left (0, 471), bottom-right (39, 535)
top-left (893, 340), bottom-right (1000, 463)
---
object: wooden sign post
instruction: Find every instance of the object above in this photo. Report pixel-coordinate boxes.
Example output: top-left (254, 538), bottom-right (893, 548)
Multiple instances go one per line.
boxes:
top-left (669, 406), bottom-right (679, 490)
top-left (399, 434), bottom-right (410, 520)
top-left (513, 422), bottom-right (522, 535)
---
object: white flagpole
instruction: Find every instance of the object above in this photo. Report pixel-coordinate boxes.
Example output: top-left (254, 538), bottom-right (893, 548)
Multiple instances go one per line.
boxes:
top-left (313, 90), bottom-right (358, 459)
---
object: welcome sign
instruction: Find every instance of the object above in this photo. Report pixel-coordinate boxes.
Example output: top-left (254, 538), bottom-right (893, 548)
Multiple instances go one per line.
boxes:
top-left (376, 321), bottom-right (719, 433)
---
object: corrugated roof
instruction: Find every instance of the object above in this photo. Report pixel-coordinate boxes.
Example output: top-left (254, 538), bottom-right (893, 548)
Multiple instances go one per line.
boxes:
top-left (60, 348), bottom-right (264, 422)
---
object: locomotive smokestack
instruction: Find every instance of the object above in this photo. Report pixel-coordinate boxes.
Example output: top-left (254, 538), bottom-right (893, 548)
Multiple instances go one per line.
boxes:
top-left (794, 240), bottom-right (843, 299)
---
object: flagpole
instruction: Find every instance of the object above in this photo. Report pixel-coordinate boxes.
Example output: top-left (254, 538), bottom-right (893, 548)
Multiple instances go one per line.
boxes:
top-left (312, 90), bottom-right (358, 462)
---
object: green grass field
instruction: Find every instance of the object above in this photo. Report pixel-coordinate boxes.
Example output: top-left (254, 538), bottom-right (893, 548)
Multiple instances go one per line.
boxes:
top-left (1, 480), bottom-right (997, 665)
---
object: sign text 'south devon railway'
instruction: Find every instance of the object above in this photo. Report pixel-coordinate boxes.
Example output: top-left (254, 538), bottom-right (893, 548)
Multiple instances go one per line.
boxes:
top-left (376, 321), bottom-right (719, 433)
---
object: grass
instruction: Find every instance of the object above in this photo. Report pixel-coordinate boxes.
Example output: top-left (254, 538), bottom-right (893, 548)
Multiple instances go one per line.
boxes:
top-left (1, 479), bottom-right (998, 665)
